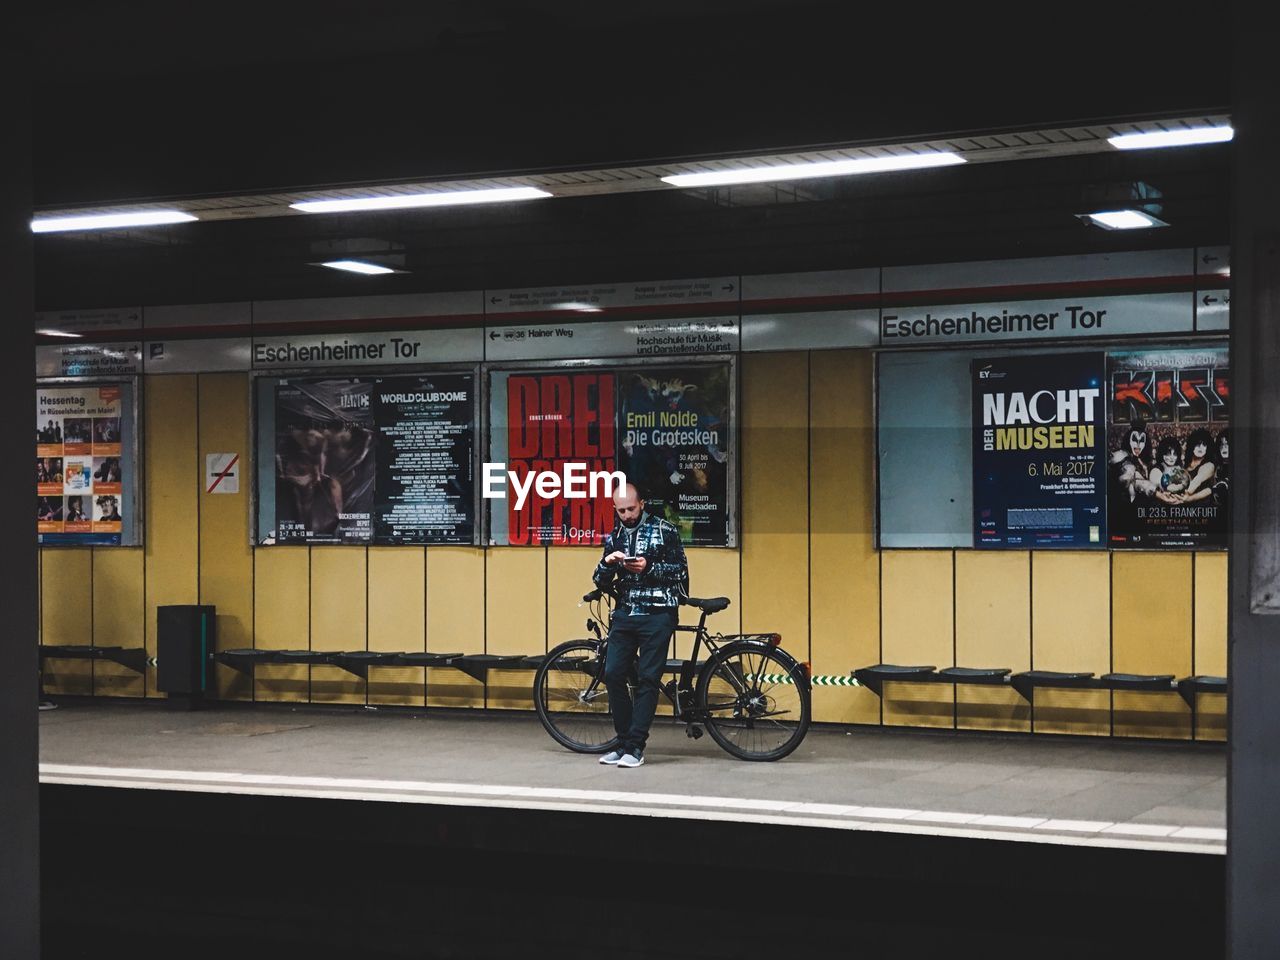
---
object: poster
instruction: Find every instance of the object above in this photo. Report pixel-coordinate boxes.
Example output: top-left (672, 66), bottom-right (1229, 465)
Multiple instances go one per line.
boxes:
top-left (37, 384), bottom-right (128, 545)
top-left (617, 365), bottom-right (731, 545)
top-left (972, 353), bottom-right (1105, 548)
top-left (500, 371), bottom-right (619, 546)
top-left (1106, 346), bottom-right (1229, 548)
top-left (490, 364), bottom-right (733, 547)
top-left (275, 379), bottom-right (376, 544)
top-left (273, 374), bottom-right (474, 545)
top-left (373, 374), bottom-right (474, 544)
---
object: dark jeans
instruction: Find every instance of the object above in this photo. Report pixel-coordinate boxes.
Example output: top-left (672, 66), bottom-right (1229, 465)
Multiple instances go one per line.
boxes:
top-left (603, 609), bottom-right (677, 757)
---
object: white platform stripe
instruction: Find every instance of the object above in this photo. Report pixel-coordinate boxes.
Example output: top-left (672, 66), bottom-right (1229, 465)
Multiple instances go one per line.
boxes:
top-left (38, 763), bottom-right (1225, 853)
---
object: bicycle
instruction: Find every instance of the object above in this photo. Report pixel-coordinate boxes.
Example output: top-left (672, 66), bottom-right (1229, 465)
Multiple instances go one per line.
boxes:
top-left (533, 588), bottom-right (812, 761)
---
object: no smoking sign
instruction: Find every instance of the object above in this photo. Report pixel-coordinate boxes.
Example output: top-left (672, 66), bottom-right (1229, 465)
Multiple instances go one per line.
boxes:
top-left (206, 453), bottom-right (240, 494)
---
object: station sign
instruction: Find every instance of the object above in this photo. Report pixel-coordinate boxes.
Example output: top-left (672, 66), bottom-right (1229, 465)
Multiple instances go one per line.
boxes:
top-left (251, 327), bottom-right (483, 369)
top-left (879, 292), bottom-right (1194, 346)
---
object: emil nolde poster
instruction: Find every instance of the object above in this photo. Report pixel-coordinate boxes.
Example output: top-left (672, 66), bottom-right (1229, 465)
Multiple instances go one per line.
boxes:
top-left (488, 364), bottom-right (732, 546)
top-left (972, 353), bottom-right (1106, 548)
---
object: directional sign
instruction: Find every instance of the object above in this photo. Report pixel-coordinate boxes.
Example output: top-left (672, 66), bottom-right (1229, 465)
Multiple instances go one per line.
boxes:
top-left (36, 341), bottom-right (143, 377)
top-left (484, 317), bottom-right (738, 360)
top-left (1196, 245), bottom-right (1230, 332)
top-left (35, 306), bottom-right (143, 335)
top-left (206, 453), bottom-right (240, 494)
top-left (486, 277), bottom-right (739, 315)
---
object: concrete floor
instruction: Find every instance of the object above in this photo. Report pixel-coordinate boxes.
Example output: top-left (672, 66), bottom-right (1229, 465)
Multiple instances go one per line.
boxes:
top-left (38, 701), bottom-right (1226, 852)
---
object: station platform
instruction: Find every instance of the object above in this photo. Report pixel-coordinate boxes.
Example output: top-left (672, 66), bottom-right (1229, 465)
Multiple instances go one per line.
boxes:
top-left (38, 700), bottom-right (1225, 854)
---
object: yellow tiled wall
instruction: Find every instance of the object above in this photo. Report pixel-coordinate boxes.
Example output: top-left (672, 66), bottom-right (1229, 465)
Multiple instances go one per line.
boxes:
top-left (35, 354), bottom-right (1229, 739)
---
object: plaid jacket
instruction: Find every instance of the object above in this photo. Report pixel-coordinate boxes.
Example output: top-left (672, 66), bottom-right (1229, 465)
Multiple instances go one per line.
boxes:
top-left (593, 513), bottom-right (689, 614)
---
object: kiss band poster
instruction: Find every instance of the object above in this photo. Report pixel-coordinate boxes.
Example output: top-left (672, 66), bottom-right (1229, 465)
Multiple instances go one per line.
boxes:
top-left (1106, 345), bottom-right (1229, 549)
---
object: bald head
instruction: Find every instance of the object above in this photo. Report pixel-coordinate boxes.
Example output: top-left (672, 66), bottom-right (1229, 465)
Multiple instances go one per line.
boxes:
top-left (612, 482), bottom-right (644, 526)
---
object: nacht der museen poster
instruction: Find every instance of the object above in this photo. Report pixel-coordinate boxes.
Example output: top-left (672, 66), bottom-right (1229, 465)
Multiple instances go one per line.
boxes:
top-left (973, 353), bottom-right (1106, 548)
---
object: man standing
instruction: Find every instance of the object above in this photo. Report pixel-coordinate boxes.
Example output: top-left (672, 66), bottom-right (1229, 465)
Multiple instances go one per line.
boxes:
top-left (593, 482), bottom-right (688, 768)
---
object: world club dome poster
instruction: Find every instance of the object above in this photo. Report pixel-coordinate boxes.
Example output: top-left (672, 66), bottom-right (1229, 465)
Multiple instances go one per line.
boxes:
top-left (973, 353), bottom-right (1106, 548)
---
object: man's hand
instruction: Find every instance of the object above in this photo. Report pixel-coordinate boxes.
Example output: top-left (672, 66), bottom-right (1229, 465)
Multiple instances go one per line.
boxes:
top-left (622, 557), bottom-right (648, 573)
top-left (604, 550), bottom-right (627, 565)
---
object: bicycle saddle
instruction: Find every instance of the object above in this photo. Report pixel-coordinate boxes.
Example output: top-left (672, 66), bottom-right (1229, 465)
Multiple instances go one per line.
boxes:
top-left (684, 596), bottom-right (731, 613)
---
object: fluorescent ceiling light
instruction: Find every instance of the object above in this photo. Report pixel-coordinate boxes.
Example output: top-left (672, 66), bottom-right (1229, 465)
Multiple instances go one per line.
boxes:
top-left (661, 152), bottom-right (965, 188)
top-left (1081, 209), bottom-right (1169, 230)
top-left (1108, 126), bottom-right (1233, 150)
top-left (31, 210), bottom-right (197, 233)
top-left (318, 259), bottom-right (398, 275)
top-left (35, 329), bottom-right (83, 338)
top-left (291, 186), bottom-right (552, 214)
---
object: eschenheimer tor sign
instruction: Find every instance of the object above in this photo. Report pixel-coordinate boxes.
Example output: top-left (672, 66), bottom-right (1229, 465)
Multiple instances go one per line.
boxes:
top-left (254, 336), bottom-right (426, 364)
top-left (251, 328), bottom-right (482, 368)
top-left (879, 293), bottom-right (1195, 345)
top-left (884, 305), bottom-right (1108, 339)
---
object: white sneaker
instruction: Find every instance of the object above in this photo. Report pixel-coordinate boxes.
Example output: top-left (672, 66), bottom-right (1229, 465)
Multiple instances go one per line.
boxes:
top-left (599, 749), bottom-right (624, 765)
top-left (617, 752), bottom-right (645, 768)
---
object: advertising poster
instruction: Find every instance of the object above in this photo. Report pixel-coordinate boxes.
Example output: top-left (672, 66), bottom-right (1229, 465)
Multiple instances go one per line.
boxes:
top-left (37, 384), bottom-right (127, 545)
top-left (972, 353), bottom-right (1105, 548)
top-left (618, 365), bottom-right (731, 545)
top-left (372, 373), bottom-right (474, 544)
top-left (501, 371), bottom-right (619, 546)
top-left (489, 363), bottom-right (734, 547)
top-left (1107, 345), bottom-right (1229, 548)
top-left (275, 379), bottom-right (376, 544)
top-left (273, 375), bottom-right (475, 545)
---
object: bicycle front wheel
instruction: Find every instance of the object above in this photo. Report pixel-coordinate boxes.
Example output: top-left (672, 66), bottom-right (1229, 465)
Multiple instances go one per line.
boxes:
top-left (533, 639), bottom-right (619, 754)
top-left (696, 643), bottom-right (811, 761)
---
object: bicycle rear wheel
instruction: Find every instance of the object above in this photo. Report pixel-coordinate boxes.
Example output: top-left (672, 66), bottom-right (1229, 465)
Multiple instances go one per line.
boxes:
top-left (534, 639), bottom-right (619, 754)
top-left (696, 643), bottom-right (811, 761)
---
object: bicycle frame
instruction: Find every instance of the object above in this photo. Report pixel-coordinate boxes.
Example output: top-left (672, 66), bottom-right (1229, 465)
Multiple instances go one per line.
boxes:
top-left (581, 594), bottom-right (797, 725)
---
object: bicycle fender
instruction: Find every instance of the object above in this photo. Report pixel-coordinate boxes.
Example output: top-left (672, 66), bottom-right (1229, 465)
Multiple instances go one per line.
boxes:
top-left (696, 639), bottom-right (811, 694)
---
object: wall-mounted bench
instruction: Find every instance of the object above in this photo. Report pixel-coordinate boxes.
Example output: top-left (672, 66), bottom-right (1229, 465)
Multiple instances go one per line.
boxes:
top-left (852, 664), bottom-right (1228, 706)
top-left (216, 649), bottom-right (702, 683)
top-left (39, 644), bottom-right (149, 674)
top-left (1176, 675), bottom-right (1228, 708)
top-left (852, 665), bottom-right (1011, 697)
top-left (216, 649), bottom-right (533, 682)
